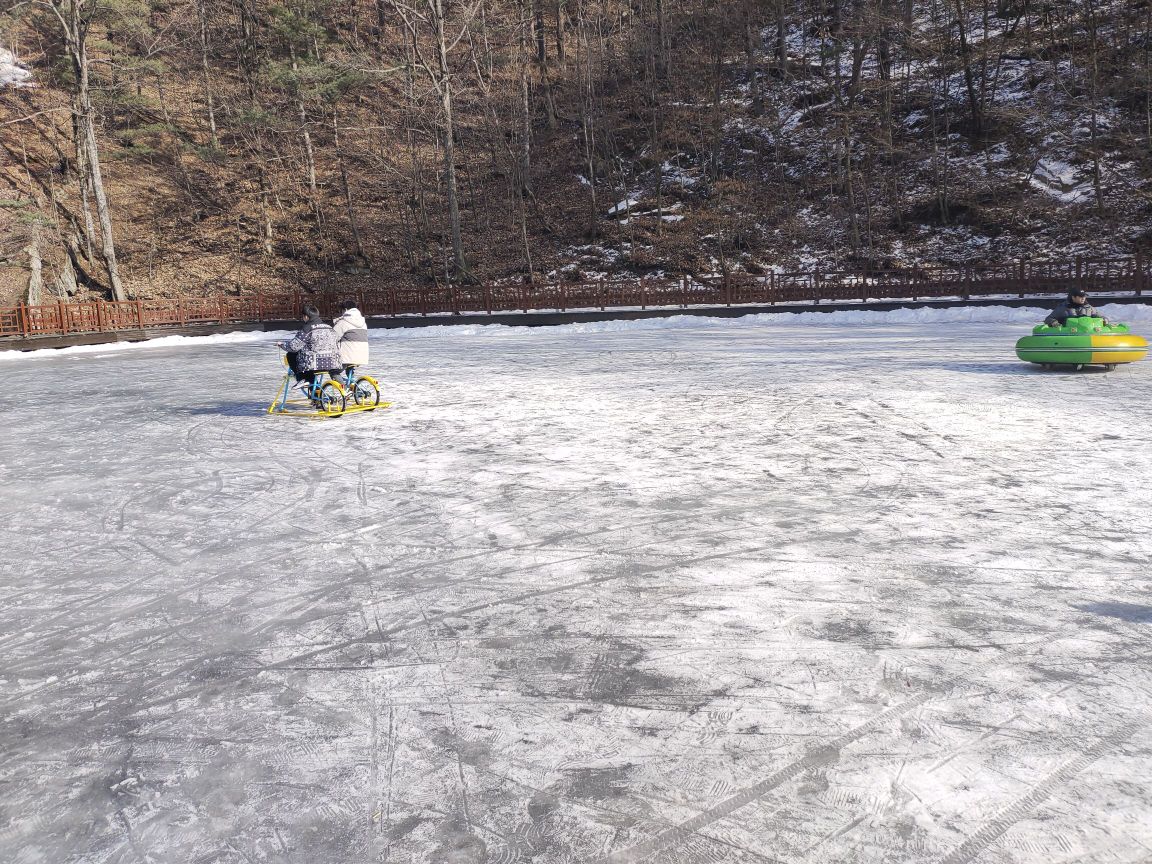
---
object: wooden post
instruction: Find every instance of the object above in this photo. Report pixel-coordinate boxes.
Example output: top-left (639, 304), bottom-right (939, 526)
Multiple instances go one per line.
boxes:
top-left (135, 299), bottom-right (144, 329)
top-left (58, 300), bottom-right (69, 334)
top-left (17, 302), bottom-right (28, 337)
top-left (1136, 251), bottom-right (1145, 296)
top-left (813, 273), bottom-right (821, 305)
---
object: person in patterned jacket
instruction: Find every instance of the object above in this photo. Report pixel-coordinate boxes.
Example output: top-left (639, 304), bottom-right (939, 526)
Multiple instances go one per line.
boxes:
top-left (278, 305), bottom-right (342, 394)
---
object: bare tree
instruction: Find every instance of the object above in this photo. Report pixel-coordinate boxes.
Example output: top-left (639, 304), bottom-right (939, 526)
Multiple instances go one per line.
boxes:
top-left (196, 0), bottom-right (219, 147)
top-left (386, 0), bottom-right (483, 280)
top-left (41, 0), bottom-right (128, 300)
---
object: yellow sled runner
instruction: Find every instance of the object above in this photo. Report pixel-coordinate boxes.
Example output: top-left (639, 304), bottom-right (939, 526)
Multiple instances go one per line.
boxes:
top-left (268, 356), bottom-right (391, 419)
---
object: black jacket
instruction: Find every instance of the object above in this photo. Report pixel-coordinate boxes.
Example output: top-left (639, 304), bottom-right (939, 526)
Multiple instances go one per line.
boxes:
top-left (1045, 300), bottom-right (1102, 327)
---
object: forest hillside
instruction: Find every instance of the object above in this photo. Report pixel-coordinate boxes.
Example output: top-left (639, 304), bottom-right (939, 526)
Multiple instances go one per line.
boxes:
top-left (1, 0), bottom-right (1151, 304)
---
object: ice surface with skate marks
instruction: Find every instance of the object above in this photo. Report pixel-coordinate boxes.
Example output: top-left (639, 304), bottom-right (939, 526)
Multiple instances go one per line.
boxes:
top-left (1, 312), bottom-right (1151, 864)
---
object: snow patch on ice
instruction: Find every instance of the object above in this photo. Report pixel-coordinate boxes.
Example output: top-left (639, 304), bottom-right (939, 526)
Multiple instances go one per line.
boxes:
top-left (0, 329), bottom-right (289, 362)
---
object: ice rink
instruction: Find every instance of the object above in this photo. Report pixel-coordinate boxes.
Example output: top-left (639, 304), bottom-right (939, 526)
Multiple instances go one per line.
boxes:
top-left (2, 312), bottom-right (1151, 864)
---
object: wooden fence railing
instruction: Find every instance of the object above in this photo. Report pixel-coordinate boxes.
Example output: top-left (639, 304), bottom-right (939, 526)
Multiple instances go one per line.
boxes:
top-left (2, 255), bottom-right (1147, 340)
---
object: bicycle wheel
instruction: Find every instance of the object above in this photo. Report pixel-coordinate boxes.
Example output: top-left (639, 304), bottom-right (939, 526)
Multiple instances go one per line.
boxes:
top-left (318, 382), bottom-right (346, 416)
top-left (352, 377), bottom-right (381, 409)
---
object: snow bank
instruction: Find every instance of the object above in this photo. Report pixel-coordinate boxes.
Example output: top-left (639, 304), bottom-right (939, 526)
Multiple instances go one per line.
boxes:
top-left (4, 303), bottom-right (1150, 358)
top-left (375, 302), bottom-right (1152, 339)
top-left (0, 329), bottom-right (290, 362)
top-left (552, 304), bottom-right (1047, 334)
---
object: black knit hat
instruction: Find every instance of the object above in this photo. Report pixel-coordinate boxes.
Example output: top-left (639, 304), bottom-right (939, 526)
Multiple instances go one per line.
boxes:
top-left (1068, 290), bottom-right (1088, 301)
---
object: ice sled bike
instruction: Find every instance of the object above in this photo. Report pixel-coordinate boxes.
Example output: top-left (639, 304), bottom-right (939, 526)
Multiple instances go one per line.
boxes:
top-left (268, 353), bottom-right (389, 418)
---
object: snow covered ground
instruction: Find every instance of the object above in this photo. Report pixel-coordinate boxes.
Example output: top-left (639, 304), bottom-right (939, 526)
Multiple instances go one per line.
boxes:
top-left (2, 311), bottom-right (1152, 864)
top-left (0, 48), bottom-right (32, 88)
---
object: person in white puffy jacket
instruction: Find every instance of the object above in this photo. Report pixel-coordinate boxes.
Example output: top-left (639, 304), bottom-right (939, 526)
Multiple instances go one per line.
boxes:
top-left (332, 300), bottom-right (370, 373)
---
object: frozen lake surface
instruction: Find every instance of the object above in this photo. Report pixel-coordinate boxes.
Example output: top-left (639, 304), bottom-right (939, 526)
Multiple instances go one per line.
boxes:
top-left (2, 315), bottom-right (1151, 864)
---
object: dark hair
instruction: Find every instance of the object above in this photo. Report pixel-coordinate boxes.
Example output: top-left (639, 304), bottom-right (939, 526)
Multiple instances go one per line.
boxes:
top-left (302, 304), bottom-right (320, 318)
top-left (341, 299), bottom-right (358, 311)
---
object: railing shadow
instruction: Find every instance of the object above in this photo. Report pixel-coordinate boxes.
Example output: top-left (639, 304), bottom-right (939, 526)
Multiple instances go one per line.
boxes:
top-left (1075, 602), bottom-right (1152, 624)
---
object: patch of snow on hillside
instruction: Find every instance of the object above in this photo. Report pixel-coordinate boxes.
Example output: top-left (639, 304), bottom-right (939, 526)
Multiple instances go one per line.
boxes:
top-left (607, 197), bottom-right (641, 216)
top-left (1031, 158), bottom-right (1093, 203)
top-left (0, 48), bottom-right (32, 88)
top-left (661, 159), bottom-right (700, 188)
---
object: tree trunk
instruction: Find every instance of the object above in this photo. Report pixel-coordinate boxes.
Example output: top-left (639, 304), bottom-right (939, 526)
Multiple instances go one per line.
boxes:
top-left (954, 0), bottom-right (984, 136)
top-left (26, 232), bottom-right (44, 306)
top-left (334, 107), bottom-right (367, 261)
top-left (554, 0), bottom-right (565, 65)
top-left (709, 43), bottom-right (723, 179)
top-left (259, 167), bottom-right (274, 256)
top-left (578, 16), bottom-right (599, 239)
top-left (776, 0), bottom-right (788, 79)
top-left (67, 5), bottom-right (127, 302)
top-left (432, 0), bottom-right (467, 278)
top-left (291, 53), bottom-right (322, 224)
top-left (655, 0), bottom-right (668, 79)
top-left (74, 118), bottom-right (96, 263)
top-left (746, 4), bottom-right (763, 117)
top-left (843, 117), bottom-right (860, 250)
top-left (528, 0), bottom-right (559, 131)
top-left (197, 0), bottom-right (219, 147)
top-left (533, 0), bottom-right (546, 62)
